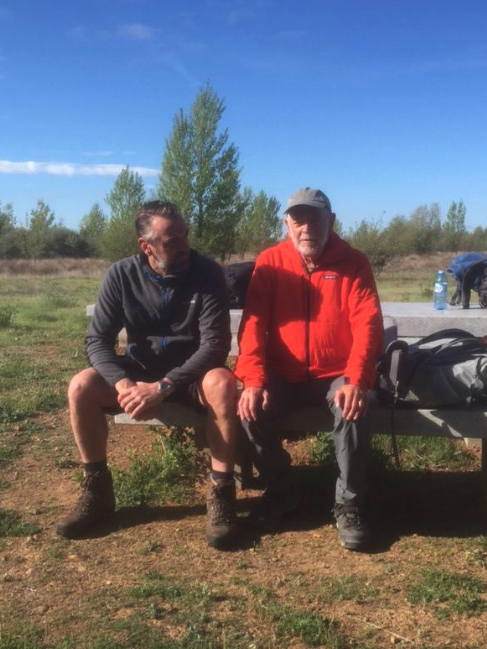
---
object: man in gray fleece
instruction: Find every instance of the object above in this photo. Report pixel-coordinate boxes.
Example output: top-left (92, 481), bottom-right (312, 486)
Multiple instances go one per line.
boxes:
top-left (57, 200), bottom-right (239, 549)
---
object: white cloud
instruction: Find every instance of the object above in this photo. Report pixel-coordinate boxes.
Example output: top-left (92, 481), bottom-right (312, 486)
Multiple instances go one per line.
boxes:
top-left (0, 160), bottom-right (159, 177)
top-left (117, 23), bottom-right (158, 41)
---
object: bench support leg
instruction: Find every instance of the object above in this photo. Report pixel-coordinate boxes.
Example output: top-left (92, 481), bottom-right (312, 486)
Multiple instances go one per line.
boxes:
top-left (481, 439), bottom-right (487, 508)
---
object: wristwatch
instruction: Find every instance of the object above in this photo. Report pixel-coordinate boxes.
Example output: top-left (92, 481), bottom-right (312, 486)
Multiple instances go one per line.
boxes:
top-left (158, 379), bottom-right (174, 395)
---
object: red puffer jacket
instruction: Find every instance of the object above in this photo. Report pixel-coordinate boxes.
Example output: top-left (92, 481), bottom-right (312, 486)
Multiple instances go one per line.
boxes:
top-left (235, 234), bottom-right (384, 390)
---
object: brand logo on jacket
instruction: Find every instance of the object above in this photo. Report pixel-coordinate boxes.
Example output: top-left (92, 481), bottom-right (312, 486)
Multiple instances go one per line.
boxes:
top-left (322, 274), bottom-right (338, 280)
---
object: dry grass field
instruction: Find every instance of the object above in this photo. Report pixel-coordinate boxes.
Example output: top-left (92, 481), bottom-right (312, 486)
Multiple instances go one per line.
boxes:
top-left (1, 255), bottom-right (487, 649)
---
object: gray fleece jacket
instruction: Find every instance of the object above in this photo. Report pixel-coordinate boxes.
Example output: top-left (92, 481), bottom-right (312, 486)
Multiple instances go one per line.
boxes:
top-left (85, 249), bottom-right (231, 388)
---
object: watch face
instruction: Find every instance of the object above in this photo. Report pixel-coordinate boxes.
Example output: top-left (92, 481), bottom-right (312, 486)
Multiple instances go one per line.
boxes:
top-left (158, 381), bottom-right (172, 392)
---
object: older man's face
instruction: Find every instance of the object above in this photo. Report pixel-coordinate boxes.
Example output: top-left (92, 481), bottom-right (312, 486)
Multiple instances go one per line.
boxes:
top-left (286, 206), bottom-right (335, 261)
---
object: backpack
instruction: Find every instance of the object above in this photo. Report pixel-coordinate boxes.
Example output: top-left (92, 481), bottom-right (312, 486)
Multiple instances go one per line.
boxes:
top-left (224, 261), bottom-right (255, 309)
top-left (376, 328), bottom-right (487, 408)
top-left (447, 253), bottom-right (487, 309)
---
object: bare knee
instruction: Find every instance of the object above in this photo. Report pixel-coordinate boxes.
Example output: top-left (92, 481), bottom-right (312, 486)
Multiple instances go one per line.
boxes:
top-left (68, 369), bottom-right (115, 408)
top-left (200, 368), bottom-right (237, 410)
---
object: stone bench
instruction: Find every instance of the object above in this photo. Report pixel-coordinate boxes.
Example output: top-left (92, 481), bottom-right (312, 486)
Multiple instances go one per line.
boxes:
top-left (83, 303), bottom-right (487, 493)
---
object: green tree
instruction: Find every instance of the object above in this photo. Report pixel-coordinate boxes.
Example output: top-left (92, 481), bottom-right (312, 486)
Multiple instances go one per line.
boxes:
top-left (407, 203), bottom-right (442, 254)
top-left (235, 188), bottom-right (281, 256)
top-left (442, 200), bottom-right (467, 251)
top-left (159, 83), bottom-right (241, 259)
top-left (79, 202), bottom-right (108, 257)
top-left (346, 218), bottom-right (396, 274)
top-left (383, 215), bottom-right (415, 256)
top-left (0, 201), bottom-right (15, 235)
top-left (0, 202), bottom-right (21, 258)
top-left (22, 199), bottom-right (56, 259)
top-left (103, 167), bottom-right (146, 261)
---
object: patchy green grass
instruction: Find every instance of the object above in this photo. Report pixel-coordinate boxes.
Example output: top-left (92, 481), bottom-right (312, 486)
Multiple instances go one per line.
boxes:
top-left (306, 430), bottom-right (473, 474)
top-left (113, 428), bottom-right (207, 507)
top-left (407, 568), bottom-right (487, 618)
top-left (0, 508), bottom-right (39, 538)
top-left (376, 269), bottom-right (438, 302)
top-left (251, 584), bottom-right (349, 648)
top-left (319, 575), bottom-right (380, 604)
top-left (0, 305), bottom-right (16, 329)
top-left (373, 435), bottom-right (475, 471)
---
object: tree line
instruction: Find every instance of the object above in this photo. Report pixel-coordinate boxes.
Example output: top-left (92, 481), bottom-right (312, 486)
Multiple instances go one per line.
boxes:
top-left (1, 84), bottom-right (486, 269)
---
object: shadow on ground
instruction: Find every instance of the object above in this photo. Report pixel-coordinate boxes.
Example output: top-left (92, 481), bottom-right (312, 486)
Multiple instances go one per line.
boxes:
top-left (64, 465), bottom-right (487, 553)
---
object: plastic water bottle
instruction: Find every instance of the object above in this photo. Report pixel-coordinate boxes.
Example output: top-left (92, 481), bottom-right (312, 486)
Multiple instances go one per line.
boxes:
top-left (433, 270), bottom-right (448, 310)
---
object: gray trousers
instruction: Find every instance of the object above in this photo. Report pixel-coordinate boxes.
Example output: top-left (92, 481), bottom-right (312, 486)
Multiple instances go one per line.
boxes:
top-left (241, 374), bottom-right (370, 506)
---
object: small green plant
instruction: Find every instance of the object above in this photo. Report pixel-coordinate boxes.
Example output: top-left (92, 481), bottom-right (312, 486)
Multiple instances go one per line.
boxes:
top-left (131, 572), bottom-right (186, 602)
top-left (0, 443), bottom-right (22, 469)
top-left (0, 305), bottom-right (16, 329)
top-left (138, 540), bottom-right (163, 555)
top-left (113, 427), bottom-right (206, 507)
top-left (54, 458), bottom-right (80, 470)
top-left (319, 575), bottom-right (379, 604)
top-left (252, 585), bottom-right (348, 648)
top-left (0, 508), bottom-right (39, 538)
top-left (0, 626), bottom-right (43, 649)
top-left (0, 404), bottom-right (25, 425)
top-left (307, 431), bottom-right (335, 466)
top-left (407, 568), bottom-right (487, 618)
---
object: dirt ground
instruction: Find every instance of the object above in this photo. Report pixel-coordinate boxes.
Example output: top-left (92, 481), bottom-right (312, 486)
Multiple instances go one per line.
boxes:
top-left (1, 408), bottom-right (487, 648)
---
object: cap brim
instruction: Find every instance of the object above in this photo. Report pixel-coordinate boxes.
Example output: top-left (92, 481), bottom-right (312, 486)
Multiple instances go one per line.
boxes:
top-left (285, 200), bottom-right (329, 213)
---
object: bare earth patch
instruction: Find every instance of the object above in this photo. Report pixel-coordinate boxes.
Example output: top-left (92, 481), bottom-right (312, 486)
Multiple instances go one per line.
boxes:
top-left (1, 412), bottom-right (487, 648)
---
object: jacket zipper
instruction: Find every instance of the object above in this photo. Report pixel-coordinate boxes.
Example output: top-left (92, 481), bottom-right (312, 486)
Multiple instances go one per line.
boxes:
top-left (161, 286), bottom-right (168, 350)
top-left (305, 269), bottom-right (311, 379)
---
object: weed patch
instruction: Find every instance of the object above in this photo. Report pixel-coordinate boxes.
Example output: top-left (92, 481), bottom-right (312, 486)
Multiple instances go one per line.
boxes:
top-left (319, 575), bottom-right (379, 604)
top-left (251, 584), bottom-right (349, 648)
top-left (372, 435), bottom-right (474, 471)
top-left (0, 405), bottom-right (26, 425)
top-left (0, 508), bottom-right (39, 537)
top-left (307, 431), bottom-right (335, 466)
top-left (407, 568), bottom-right (487, 618)
top-left (0, 305), bottom-right (16, 329)
top-left (113, 428), bottom-right (206, 507)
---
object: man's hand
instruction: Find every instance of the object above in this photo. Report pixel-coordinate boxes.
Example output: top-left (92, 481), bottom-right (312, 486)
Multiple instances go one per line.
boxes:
top-left (116, 380), bottom-right (169, 421)
top-left (238, 386), bottom-right (269, 422)
top-left (334, 384), bottom-right (368, 421)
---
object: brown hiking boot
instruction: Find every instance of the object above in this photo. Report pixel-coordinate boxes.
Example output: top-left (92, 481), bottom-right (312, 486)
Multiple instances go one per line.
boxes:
top-left (57, 471), bottom-right (116, 539)
top-left (206, 477), bottom-right (239, 549)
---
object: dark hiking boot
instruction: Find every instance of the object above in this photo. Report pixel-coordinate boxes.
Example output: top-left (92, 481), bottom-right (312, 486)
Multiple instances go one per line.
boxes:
top-left (206, 477), bottom-right (239, 549)
top-left (334, 503), bottom-right (370, 551)
top-left (247, 486), bottom-right (300, 532)
top-left (57, 470), bottom-right (116, 539)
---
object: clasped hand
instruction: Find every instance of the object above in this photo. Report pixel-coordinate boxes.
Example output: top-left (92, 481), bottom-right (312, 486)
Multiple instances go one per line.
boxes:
top-left (116, 380), bottom-right (164, 420)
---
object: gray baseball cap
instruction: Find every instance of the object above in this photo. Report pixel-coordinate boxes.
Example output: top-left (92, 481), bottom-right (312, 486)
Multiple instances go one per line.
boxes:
top-left (285, 187), bottom-right (332, 214)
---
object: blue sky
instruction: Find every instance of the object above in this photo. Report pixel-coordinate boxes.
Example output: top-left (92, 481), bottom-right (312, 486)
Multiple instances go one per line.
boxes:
top-left (1, 0), bottom-right (486, 232)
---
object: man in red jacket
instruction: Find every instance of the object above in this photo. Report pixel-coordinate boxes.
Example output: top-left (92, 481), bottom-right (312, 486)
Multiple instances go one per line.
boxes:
top-left (235, 188), bottom-right (383, 551)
